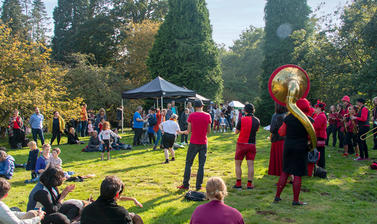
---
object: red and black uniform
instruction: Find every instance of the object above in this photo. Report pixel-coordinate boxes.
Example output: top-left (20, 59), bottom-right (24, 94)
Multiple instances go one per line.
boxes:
top-left (338, 104), bottom-right (352, 147)
top-left (345, 118), bottom-right (358, 152)
top-left (268, 112), bottom-right (286, 176)
top-left (326, 112), bottom-right (338, 147)
top-left (235, 114), bottom-right (260, 161)
top-left (356, 105), bottom-right (370, 159)
top-left (314, 112), bottom-right (327, 168)
top-left (372, 107), bottom-right (377, 149)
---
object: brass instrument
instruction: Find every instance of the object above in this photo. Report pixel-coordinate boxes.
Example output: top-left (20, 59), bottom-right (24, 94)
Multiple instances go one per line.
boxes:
top-left (360, 126), bottom-right (377, 140)
top-left (268, 65), bottom-right (317, 151)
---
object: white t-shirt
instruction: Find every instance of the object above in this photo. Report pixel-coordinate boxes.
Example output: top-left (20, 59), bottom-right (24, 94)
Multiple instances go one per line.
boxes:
top-left (99, 130), bottom-right (119, 141)
top-left (160, 120), bottom-right (181, 135)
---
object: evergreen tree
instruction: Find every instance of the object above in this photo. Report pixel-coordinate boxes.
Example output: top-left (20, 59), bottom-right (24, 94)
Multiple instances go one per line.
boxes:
top-left (147, 0), bottom-right (223, 101)
top-left (1, 0), bottom-right (25, 35)
top-left (31, 0), bottom-right (49, 42)
top-left (256, 0), bottom-right (311, 124)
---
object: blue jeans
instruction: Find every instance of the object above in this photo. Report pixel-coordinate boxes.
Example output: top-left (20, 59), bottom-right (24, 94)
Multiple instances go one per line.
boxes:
top-left (32, 128), bottom-right (44, 146)
top-left (80, 121), bottom-right (87, 137)
top-left (155, 129), bottom-right (162, 146)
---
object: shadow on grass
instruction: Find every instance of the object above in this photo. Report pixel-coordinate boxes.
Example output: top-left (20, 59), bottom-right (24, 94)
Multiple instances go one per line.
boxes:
top-left (106, 162), bottom-right (162, 174)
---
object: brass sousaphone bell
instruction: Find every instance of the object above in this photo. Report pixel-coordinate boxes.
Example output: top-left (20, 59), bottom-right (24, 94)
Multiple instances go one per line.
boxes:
top-left (268, 64), bottom-right (317, 151)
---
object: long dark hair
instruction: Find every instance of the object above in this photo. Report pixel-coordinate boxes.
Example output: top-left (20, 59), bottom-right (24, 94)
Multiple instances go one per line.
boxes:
top-left (275, 103), bottom-right (288, 114)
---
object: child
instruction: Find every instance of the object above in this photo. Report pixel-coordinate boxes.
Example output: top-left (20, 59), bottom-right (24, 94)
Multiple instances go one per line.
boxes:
top-left (159, 114), bottom-right (185, 164)
top-left (345, 106), bottom-right (360, 158)
top-left (26, 143), bottom-right (50, 183)
top-left (46, 148), bottom-right (75, 178)
top-left (26, 141), bottom-right (39, 180)
top-left (219, 113), bottom-right (227, 132)
top-left (87, 120), bottom-right (94, 136)
top-left (111, 129), bottom-right (127, 150)
top-left (98, 118), bottom-right (105, 132)
top-left (99, 122), bottom-right (121, 160)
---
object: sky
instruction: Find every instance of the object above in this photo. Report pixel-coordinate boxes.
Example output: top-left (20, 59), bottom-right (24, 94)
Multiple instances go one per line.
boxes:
top-left (10, 0), bottom-right (349, 46)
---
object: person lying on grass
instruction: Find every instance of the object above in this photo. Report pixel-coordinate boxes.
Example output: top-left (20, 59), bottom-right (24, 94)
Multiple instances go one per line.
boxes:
top-left (0, 177), bottom-right (45, 224)
top-left (81, 176), bottom-right (144, 224)
top-left (190, 177), bottom-right (244, 224)
top-left (159, 114), bottom-right (186, 164)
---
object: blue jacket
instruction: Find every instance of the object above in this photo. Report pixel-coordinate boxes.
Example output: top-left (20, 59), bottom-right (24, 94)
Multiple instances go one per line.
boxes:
top-left (0, 155), bottom-right (15, 179)
top-left (35, 155), bottom-right (48, 174)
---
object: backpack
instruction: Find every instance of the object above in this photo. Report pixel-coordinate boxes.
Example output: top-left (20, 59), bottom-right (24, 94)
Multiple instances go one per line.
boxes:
top-left (184, 191), bottom-right (207, 202)
top-left (308, 148), bottom-right (319, 164)
top-left (314, 165), bottom-right (327, 178)
top-left (148, 115), bottom-right (157, 127)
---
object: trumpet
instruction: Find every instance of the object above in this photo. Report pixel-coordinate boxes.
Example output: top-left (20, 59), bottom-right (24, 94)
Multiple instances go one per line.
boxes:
top-left (360, 125), bottom-right (377, 140)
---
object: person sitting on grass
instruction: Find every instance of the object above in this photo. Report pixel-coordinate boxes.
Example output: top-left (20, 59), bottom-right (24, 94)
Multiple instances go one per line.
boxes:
top-left (25, 141), bottom-right (40, 183)
top-left (59, 199), bottom-right (93, 223)
top-left (27, 168), bottom-right (76, 215)
top-left (190, 177), bottom-right (244, 224)
top-left (83, 131), bottom-right (101, 152)
top-left (111, 129), bottom-right (127, 150)
top-left (45, 148), bottom-right (74, 178)
top-left (159, 114), bottom-right (185, 164)
top-left (0, 151), bottom-right (15, 180)
top-left (41, 212), bottom-right (70, 224)
top-left (0, 178), bottom-right (45, 223)
top-left (66, 127), bottom-right (84, 145)
top-left (99, 122), bottom-right (121, 160)
top-left (80, 176), bottom-right (144, 224)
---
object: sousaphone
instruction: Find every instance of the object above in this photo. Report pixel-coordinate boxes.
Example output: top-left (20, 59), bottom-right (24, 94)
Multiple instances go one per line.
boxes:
top-left (268, 64), bottom-right (317, 151)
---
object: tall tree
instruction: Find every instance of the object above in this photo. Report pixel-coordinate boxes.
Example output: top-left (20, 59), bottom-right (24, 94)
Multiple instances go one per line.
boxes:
top-left (257, 0), bottom-right (311, 124)
top-left (112, 0), bottom-right (168, 23)
top-left (221, 26), bottom-right (264, 103)
top-left (1, 0), bottom-right (25, 35)
top-left (147, 0), bottom-right (223, 101)
top-left (31, 0), bottom-right (49, 42)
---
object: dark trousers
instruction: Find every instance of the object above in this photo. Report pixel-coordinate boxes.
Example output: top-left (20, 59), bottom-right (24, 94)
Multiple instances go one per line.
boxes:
top-left (317, 138), bottom-right (326, 169)
top-left (80, 121), bottom-right (88, 137)
top-left (10, 128), bottom-right (23, 149)
top-left (32, 128), bottom-right (44, 146)
top-left (148, 133), bottom-right (155, 144)
top-left (181, 134), bottom-right (188, 143)
top-left (326, 124), bottom-right (337, 146)
top-left (338, 127), bottom-right (344, 148)
top-left (358, 126), bottom-right (370, 159)
top-left (373, 124), bottom-right (377, 149)
top-left (183, 144), bottom-right (207, 189)
top-left (133, 128), bottom-right (143, 146)
top-left (50, 130), bottom-right (61, 145)
top-left (226, 117), bottom-right (232, 130)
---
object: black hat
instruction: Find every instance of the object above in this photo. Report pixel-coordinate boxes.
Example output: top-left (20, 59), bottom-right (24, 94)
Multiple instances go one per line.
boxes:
top-left (194, 100), bottom-right (204, 108)
top-left (245, 104), bottom-right (255, 114)
top-left (357, 98), bottom-right (366, 104)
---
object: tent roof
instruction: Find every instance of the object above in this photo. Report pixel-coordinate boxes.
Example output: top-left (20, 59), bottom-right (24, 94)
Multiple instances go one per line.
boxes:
top-left (122, 76), bottom-right (196, 99)
top-left (229, 101), bottom-right (245, 108)
top-left (175, 94), bottom-right (211, 103)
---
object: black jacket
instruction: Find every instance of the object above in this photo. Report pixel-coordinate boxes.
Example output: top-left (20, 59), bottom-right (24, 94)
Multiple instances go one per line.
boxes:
top-left (80, 196), bottom-right (132, 224)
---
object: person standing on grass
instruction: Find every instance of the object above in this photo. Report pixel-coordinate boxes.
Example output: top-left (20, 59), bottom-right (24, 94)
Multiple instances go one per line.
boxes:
top-left (80, 104), bottom-right (88, 137)
top-left (160, 114), bottom-right (185, 164)
top-left (99, 122), bottom-right (121, 161)
top-left (29, 107), bottom-right (45, 146)
top-left (190, 177), bottom-right (244, 224)
top-left (177, 100), bottom-right (211, 191)
top-left (313, 101), bottom-right (327, 168)
top-left (371, 97), bottom-right (377, 150)
top-left (165, 103), bottom-right (173, 120)
top-left (351, 98), bottom-right (370, 160)
top-left (8, 109), bottom-right (24, 149)
top-left (133, 106), bottom-right (145, 146)
top-left (179, 108), bottom-right (190, 145)
top-left (233, 104), bottom-right (260, 190)
top-left (48, 111), bottom-right (65, 146)
top-left (153, 109), bottom-right (164, 150)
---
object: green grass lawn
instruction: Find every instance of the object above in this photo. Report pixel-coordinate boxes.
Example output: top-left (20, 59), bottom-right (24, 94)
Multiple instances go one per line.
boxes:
top-left (1, 129), bottom-right (377, 224)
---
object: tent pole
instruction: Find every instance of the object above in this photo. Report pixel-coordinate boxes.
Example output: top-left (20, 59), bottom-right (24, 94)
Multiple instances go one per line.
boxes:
top-left (121, 98), bottom-right (124, 134)
top-left (161, 96), bottom-right (164, 109)
top-left (156, 98), bottom-right (159, 109)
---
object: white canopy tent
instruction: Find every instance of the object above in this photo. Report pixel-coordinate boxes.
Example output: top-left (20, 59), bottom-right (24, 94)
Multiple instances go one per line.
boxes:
top-left (229, 101), bottom-right (245, 108)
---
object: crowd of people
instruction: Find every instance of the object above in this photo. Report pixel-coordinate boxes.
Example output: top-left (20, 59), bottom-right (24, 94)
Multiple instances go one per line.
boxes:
top-left (0, 93), bottom-right (376, 223)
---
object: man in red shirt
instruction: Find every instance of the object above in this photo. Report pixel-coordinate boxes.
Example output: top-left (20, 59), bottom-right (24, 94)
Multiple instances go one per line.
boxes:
top-left (177, 100), bottom-right (211, 191)
top-left (233, 104), bottom-right (260, 190)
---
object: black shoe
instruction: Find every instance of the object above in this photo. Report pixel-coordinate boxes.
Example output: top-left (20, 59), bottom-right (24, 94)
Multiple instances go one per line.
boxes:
top-left (292, 201), bottom-right (307, 206)
top-left (274, 197), bottom-right (281, 203)
top-left (171, 157), bottom-right (175, 161)
top-left (164, 160), bottom-right (169, 164)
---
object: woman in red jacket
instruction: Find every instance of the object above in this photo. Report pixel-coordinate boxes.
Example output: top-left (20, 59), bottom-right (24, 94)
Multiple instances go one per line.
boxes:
top-left (314, 101), bottom-right (327, 169)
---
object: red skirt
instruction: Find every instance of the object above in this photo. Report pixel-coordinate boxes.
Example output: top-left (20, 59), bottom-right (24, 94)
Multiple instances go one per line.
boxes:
top-left (268, 140), bottom-right (284, 176)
